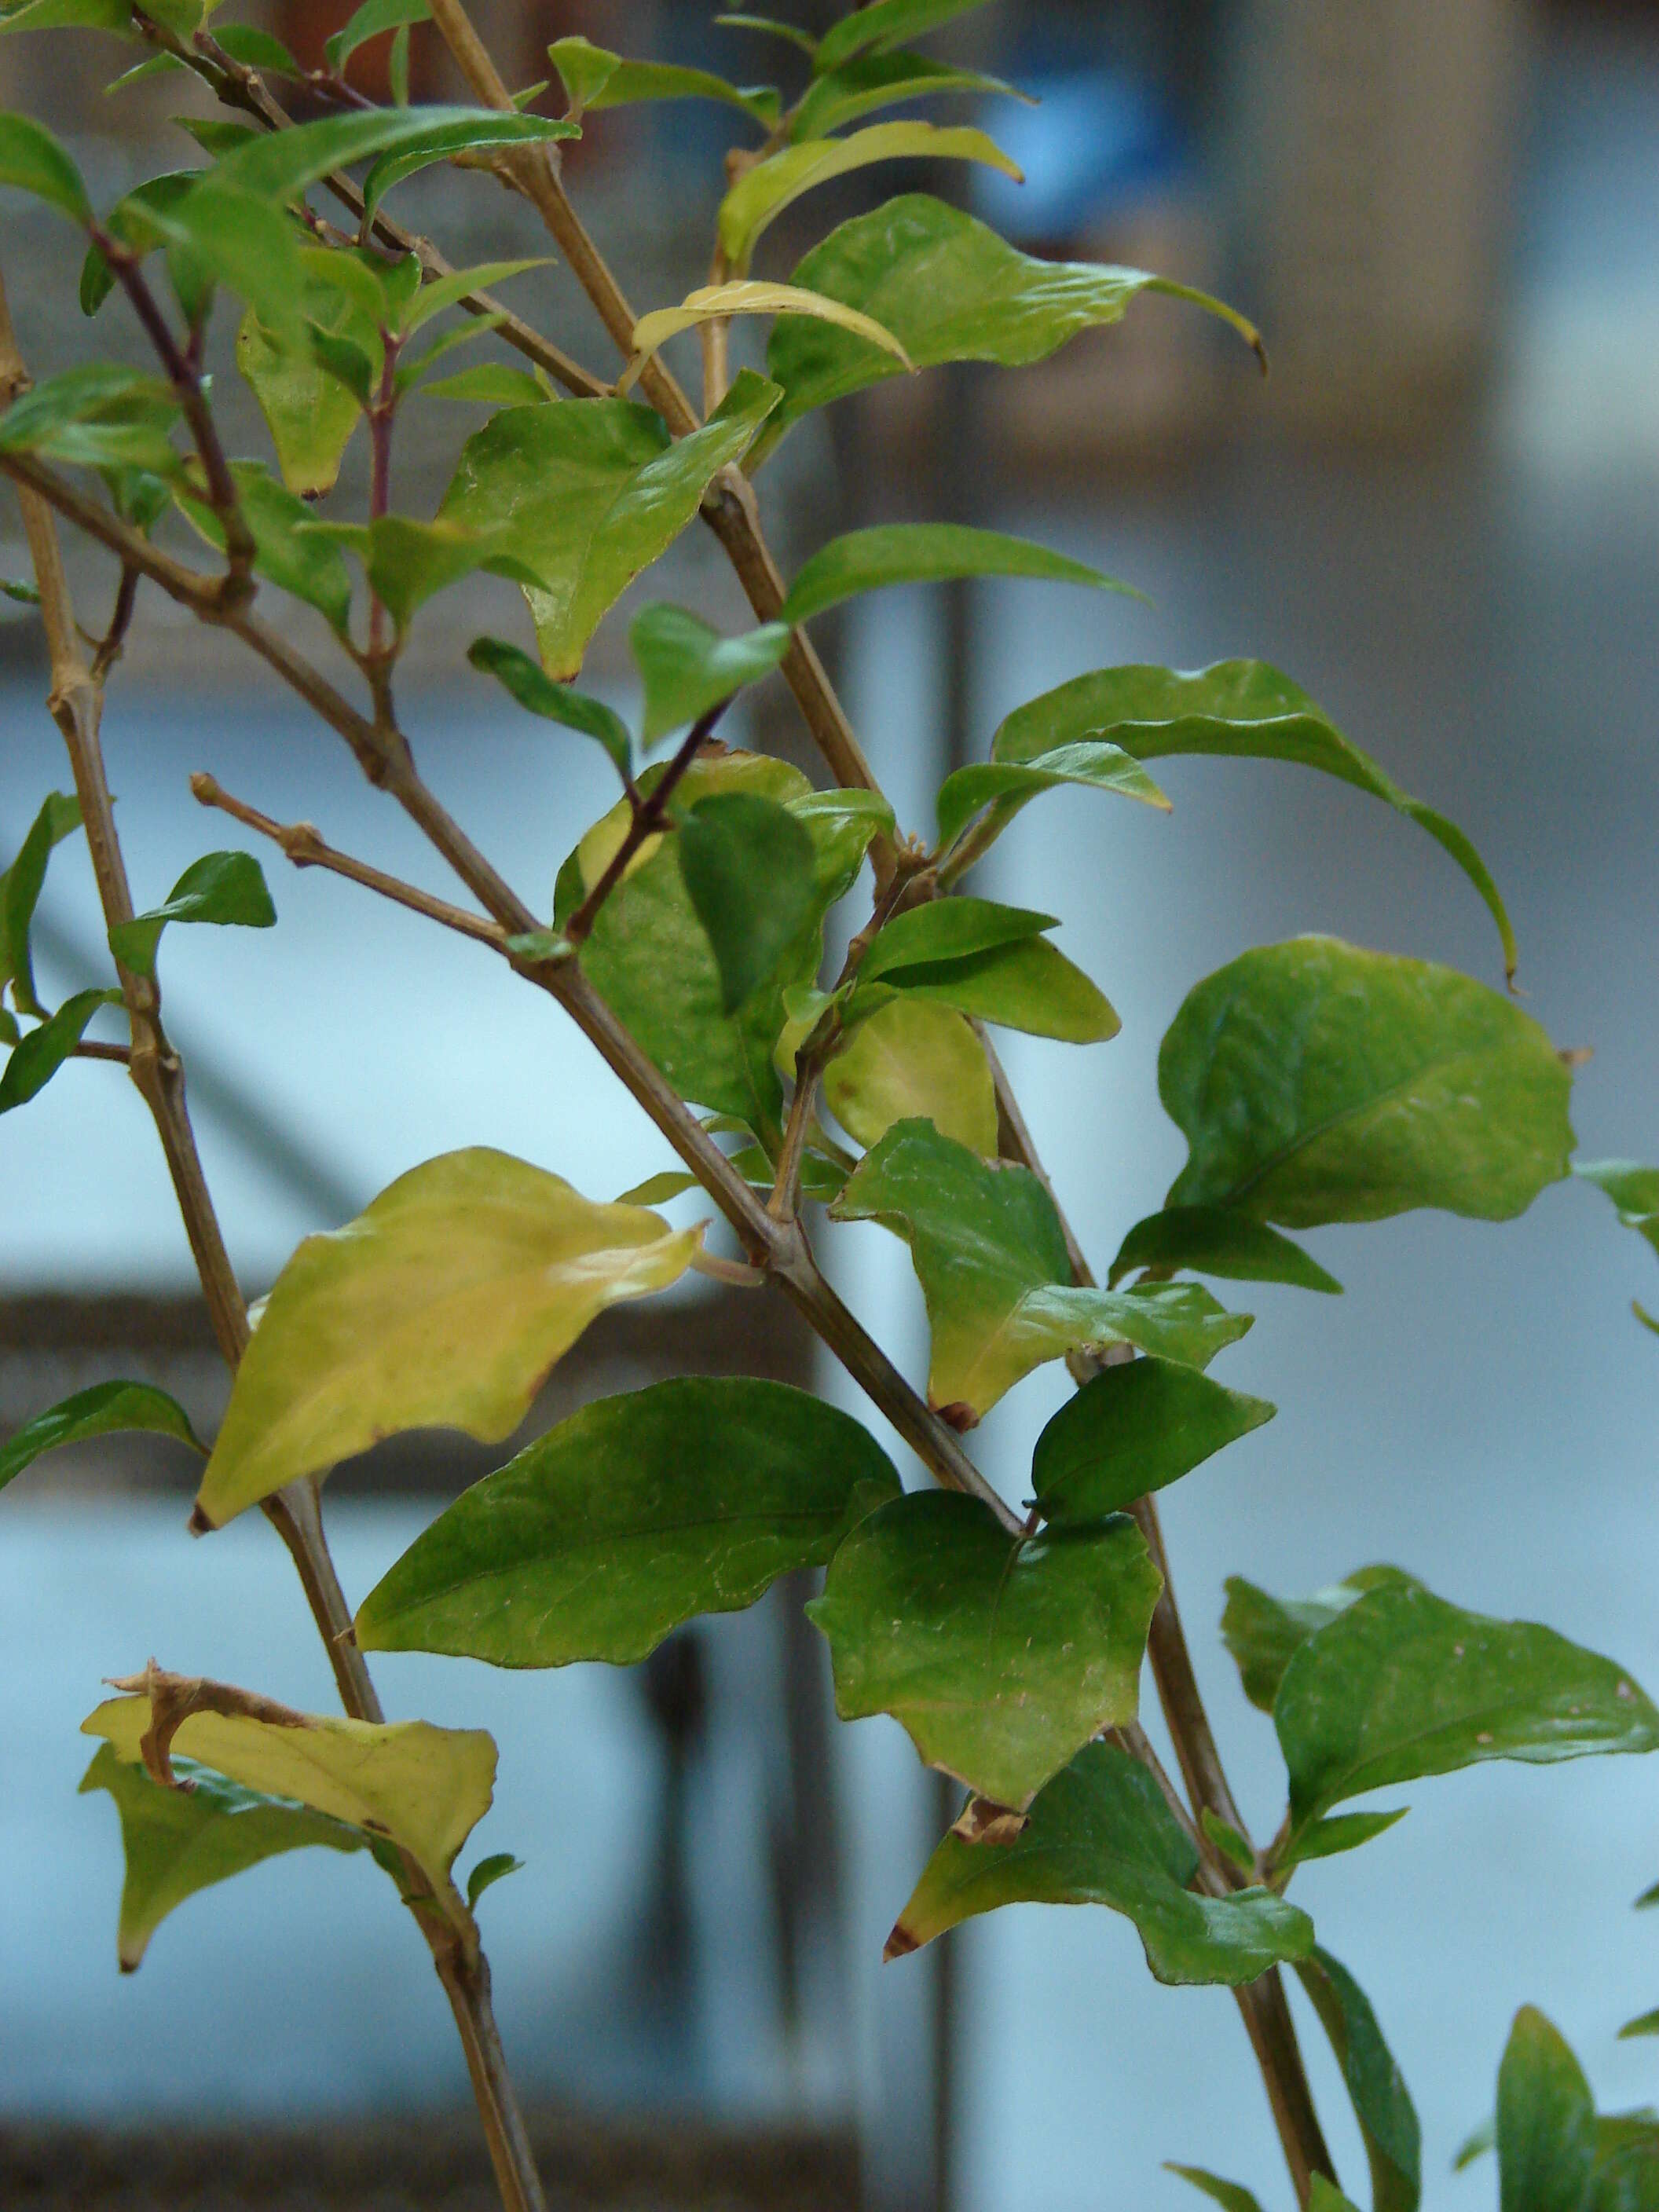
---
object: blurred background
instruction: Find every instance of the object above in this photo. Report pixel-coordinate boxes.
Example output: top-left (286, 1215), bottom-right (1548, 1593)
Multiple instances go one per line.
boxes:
top-left (4, 0), bottom-right (1659, 2207)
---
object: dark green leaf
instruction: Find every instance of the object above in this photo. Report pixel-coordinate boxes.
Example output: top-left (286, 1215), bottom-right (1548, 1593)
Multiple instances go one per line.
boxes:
top-left (630, 603), bottom-right (792, 744)
top-left (2, 1380), bottom-right (202, 1496)
top-left (79, 1745), bottom-right (364, 1971)
top-left (0, 987), bottom-right (123, 1112)
top-left (993, 660), bottom-right (1515, 978)
top-left (178, 462), bottom-right (355, 633)
top-left (780, 522), bottom-right (1132, 628)
top-left (831, 1119), bottom-right (1252, 1421)
top-left (439, 370), bottom-right (781, 679)
top-left (859, 895), bottom-right (1056, 979)
top-left (357, 1379), bottom-right (900, 1666)
top-left (1159, 939), bottom-right (1573, 1229)
top-left (1165, 2168), bottom-right (1269, 2212)
top-left (1276, 1578), bottom-right (1659, 1842)
top-left (0, 576), bottom-right (39, 604)
top-left (324, 0), bottom-right (428, 74)
top-left (1031, 1357), bottom-right (1274, 1526)
top-left (808, 1493), bottom-right (1161, 1808)
top-left (2, 789), bottom-right (83, 1016)
top-left (763, 195), bottom-right (1258, 457)
top-left (1220, 1567), bottom-right (1414, 1715)
top-left (1295, 1947), bottom-right (1421, 2212)
top-left (1278, 1807), bottom-right (1409, 1870)
top-left (793, 50), bottom-right (1026, 140)
top-left (679, 793), bottom-right (821, 1013)
top-left (0, 110), bottom-right (91, 223)
top-left (467, 636), bottom-right (632, 782)
top-left (109, 851), bottom-right (275, 980)
top-left (547, 35), bottom-right (779, 126)
top-left (936, 739), bottom-right (1170, 859)
top-left (466, 1851), bottom-right (522, 1909)
top-left (1497, 2008), bottom-right (1595, 2212)
top-left (1108, 1207), bottom-right (1342, 1295)
top-left (888, 1740), bottom-right (1313, 1983)
top-left (359, 112), bottom-right (578, 227)
top-left (814, 0), bottom-right (990, 73)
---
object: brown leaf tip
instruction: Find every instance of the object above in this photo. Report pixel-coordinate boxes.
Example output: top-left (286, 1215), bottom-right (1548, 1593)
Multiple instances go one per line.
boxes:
top-left (883, 1924), bottom-right (920, 1963)
top-left (933, 1401), bottom-right (980, 1434)
top-left (950, 1796), bottom-right (1027, 1847)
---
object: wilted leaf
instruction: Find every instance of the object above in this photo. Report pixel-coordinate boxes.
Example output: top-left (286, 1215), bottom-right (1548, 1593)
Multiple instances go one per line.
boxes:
top-left (1031, 1357), bottom-right (1273, 1526)
top-left (1, 1380), bottom-right (202, 1497)
top-left (193, 1148), bottom-right (701, 1525)
top-left (780, 522), bottom-right (1130, 627)
top-left (109, 851), bottom-right (275, 980)
top-left (823, 995), bottom-right (998, 1155)
top-left (357, 1378), bottom-right (899, 1666)
top-left (808, 1492), bottom-right (1161, 1808)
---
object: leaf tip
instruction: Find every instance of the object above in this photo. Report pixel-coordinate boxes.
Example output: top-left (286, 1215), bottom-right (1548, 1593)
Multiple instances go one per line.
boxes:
top-left (883, 1921), bottom-right (920, 1963)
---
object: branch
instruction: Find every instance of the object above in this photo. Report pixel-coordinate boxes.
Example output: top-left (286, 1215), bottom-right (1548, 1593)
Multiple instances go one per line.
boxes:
top-left (564, 699), bottom-right (729, 945)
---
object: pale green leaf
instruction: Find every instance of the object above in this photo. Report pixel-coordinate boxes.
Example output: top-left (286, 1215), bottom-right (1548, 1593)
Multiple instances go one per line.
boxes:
top-left (887, 1739), bottom-right (1313, 1983)
top-left (2, 0), bottom-right (130, 32)
top-left (808, 1492), bottom-right (1162, 1809)
top-left (823, 995), bottom-right (998, 1155)
top-left (0, 364), bottom-right (178, 475)
top-left (150, 182), bottom-right (307, 341)
top-left (629, 602), bottom-right (792, 743)
top-left (210, 104), bottom-right (566, 205)
top-left (1, 1381), bottom-right (202, 1496)
top-left (781, 522), bottom-right (1130, 628)
top-left (357, 1378), bottom-right (900, 1666)
top-left (1277, 1807), bottom-right (1410, 1871)
top-left (857, 936), bottom-right (1119, 1043)
top-left (108, 851), bottom-right (275, 980)
top-left (192, 1148), bottom-right (702, 1525)
top-left (467, 635), bottom-right (632, 782)
top-left (308, 515), bottom-right (544, 633)
top-left (547, 35), bottom-right (778, 126)
top-left (1031, 1357), bottom-right (1274, 1526)
top-left (400, 255), bottom-right (549, 334)
top-left (859, 895), bottom-right (1055, 979)
top-left (1576, 1159), bottom-right (1659, 1262)
top-left (236, 305), bottom-right (362, 498)
top-left (1108, 1207), bottom-right (1342, 1295)
top-left (79, 173), bottom-right (197, 315)
top-left (1294, 1947), bottom-right (1421, 2212)
top-left (419, 364), bottom-right (549, 408)
top-left (622, 280), bottom-right (908, 395)
top-left (715, 13), bottom-right (817, 60)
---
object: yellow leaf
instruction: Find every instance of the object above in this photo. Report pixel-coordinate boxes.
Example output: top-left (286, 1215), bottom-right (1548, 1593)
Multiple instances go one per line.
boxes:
top-left (618, 280), bottom-right (910, 395)
top-left (193, 1147), bottom-right (702, 1526)
top-left (824, 997), bottom-right (998, 1156)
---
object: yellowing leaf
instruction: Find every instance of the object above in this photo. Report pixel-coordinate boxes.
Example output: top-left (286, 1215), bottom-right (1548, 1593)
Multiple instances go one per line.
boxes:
top-left (620, 280), bottom-right (910, 394)
top-left (192, 1148), bottom-right (701, 1526)
top-left (823, 995), bottom-right (998, 1155)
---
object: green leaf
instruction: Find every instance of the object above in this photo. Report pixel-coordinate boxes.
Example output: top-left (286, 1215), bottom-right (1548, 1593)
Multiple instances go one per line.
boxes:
top-left (79, 173), bottom-right (197, 315)
top-left (1576, 1159), bottom-right (1659, 1262)
top-left (1030, 1357), bottom-right (1274, 1527)
top-left (178, 462), bottom-right (355, 633)
top-left (357, 1377), bottom-right (900, 1666)
top-left (678, 792), bottom-right (821, 1013)
top-left (1159, 939), bottom-right (1573, 1229)
top-left (887, 1738), bottom-right (1312, 1983)
top-left (1294, 1947), bottom-right (1421, 2212)
top-left (1309, 2186), bottom-right (1363, 2212)
top-left (0, 575), bottom-right (38, 606)
top-left (174, 116), bottom-right (258, 157)
top-left (993, 661), bottom-right (1516, 980)
top-left (762, 195), bottom-right (1258, 457)
top-left (79, 1745), bottom-right (364, 1972)
top-left (151, 182), bottom-right (308, 342)
top-left (859, 895), bottom-right (1055, 979)
top-left (793, 51), bottom-right (1026, 140)
top-left (1620, 2012), bottom-right (1659, 2042)
top-left (420, 364), bottom-right (549, 408)
top-left (0, 987), bottom-right (123, 1112)
top-left (1165, 2168), bottom-right (1270, 2212)
top-left (856, 937), bottom-right (1119, 1044)
top-left (808, 1492), bottom-right (1161, 1809)
top-left (718, 121), bottom-right (1021, 274)
top-left (547, 35), bottom-right (779, 126)
top-left (1, 1380), bottom-right (203, 1496)
top-left (360, 111), bottom-right (578, 227)
top-left (831, 1119), bottom-right (1252, 1422)
top-left (1108, 1207), bottom-right (1342, 1296)
top-left (936, 739), bottom-right (1170, 859)
top-left (1496, 2008), bottom-right (1595, 2212)
top-left (814, 0), bottom-right (990, 73)
top-left (629, 602), bottom-right (792, 744)
top-left (108, 851), bottom-right (275, 980)
top-left (555, 750), bottom-right (864, 1132)
top-left (1277, 1807), bottom-right (1410, 1870)
top-left (466, 1851), bottom-right (522, 1909)
top-left (2, 0), bottom-right (130, 31)
top-left (0, 110), bottom-right (91, 223)
top-left (467, 635), bottom-right (632, 782)
top-left (823, 995), bottom-right (999, 1155)
top-left (83, 1671), bottom-right (496, 1906)
top-left (1201, 1807), bottom-right (1256, 1877)
top-left (1275, 1577), bottom-right (1659, 1842)
top-left (1589, 2118), bottom-right (1659, 2212)
top-left (2, 789), bottom-right (83, 1016)
top-left (324, 0), bottom-right (428, 74)
top-left (398, 256), bottom-right (548, 335)
top-left (781, 522), bottom-right (1131, 628)
top-left (438, 369), bottom-right (781, 679)
top-left (236, 306), bottom-right (362, 498)
top-left (192, 1147), bottom-right (702, 1527)
top-left (328, 514), bottom-right (544, 633)
top-left (104, 24), bottom-right (299, 90)
top-left (210, 104), bottom-right (566, 206)
top-left (716, 13), bottom-right (817, 60)
top-left (1220, 1567), bottom-right (1413, 1715)
top-left (623, 280), bottom-right (908, 394)
top-left (0, 364), bottom-right (179, 474)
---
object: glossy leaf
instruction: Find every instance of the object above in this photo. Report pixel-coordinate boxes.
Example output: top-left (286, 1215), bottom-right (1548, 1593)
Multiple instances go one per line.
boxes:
top-left (887, 1740), bottom-right (1313, 1984)
top-left (762, 194), bottom-right (1258, 454)
top-left (679, 793), bottom-right (820, 1013)
top-left (1159, 939), bottom-right (1573, 1229)
top-left (1220, 1566), bottom-right (1413, 1715)
top-left (0, 111), bottom-right (91, 223)
top-left (936, 739), bottom-right (1170, 857)
top-left (192, 1148), bottom-right (701, 1526)
top-left (79, 1745), bottom-right (363, 1972)
top-left (467, 635), bottom-right (632, 782)
top-left (793, 51), bottom-right (1025, 139)
top-left (360, 112), bottom-right (578, 226)
top-left (823, 995), bottom-right (999, 1155)
top-left (1294, 1947), bottom-right (1421, 2212)
top-left (993, 661), bottom-right (1515, 978)
top-left (357, 1378), bottom-right (899, 1667)
top-left (548, 36), bottom-right (778, 125)
top-left (623, 280), bottom-right (907, 394)
top-left (1278, 1807), bottom-right (1410, 1872)
top-left (781, 522), bottom-right (1130, 628)
top-left (236, 308), bottom-right (362, 498)
top-left (629, 602), bottom-right (792, 743)
top-left (1108, 1206), bottom-right (1342, 1295)
top-left (438, 370), bottom-right (780, 679)
top-left (1496, 2008), bottom-right (1595, 2212)
top-left (814, 0), bottom-right (991, 73)
top-left (0, 988), bottom-right (123, 1112)
top-left (808, 1492), bottom-right (1161, 1808)
top-left (324, 0), bottom-right (428, 74)
top-left (831, 1119), bottom-right (1251, 1420)
top-left (179, 462), bottom-right (354, 634)
top-left (717, 122), bottom-right (1020, 274)
top-left (1031, 1357), bottom-right (1274, 1526)
top-left (1, 1380), bottom-right (203, 1496)
top-left (1166, 2170), bottom-right (1269, 2212)
top-left (859, 895), bottom-right (1054, 978)
top-left (859, 936), bottom-right (1119, 1043)
top-left (1274, 1577), bottom-right (1659, 1841)
top-left (2, 789), bottom-right (83, 1016)
top-left (83, 1673), bottom-right (496, 1904)
top-left (108, 851), bottom-right (275, 980)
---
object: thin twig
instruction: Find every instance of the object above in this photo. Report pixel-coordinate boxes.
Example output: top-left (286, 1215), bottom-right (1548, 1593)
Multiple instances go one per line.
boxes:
top-left (565, 701), bottom-right (729, 945)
